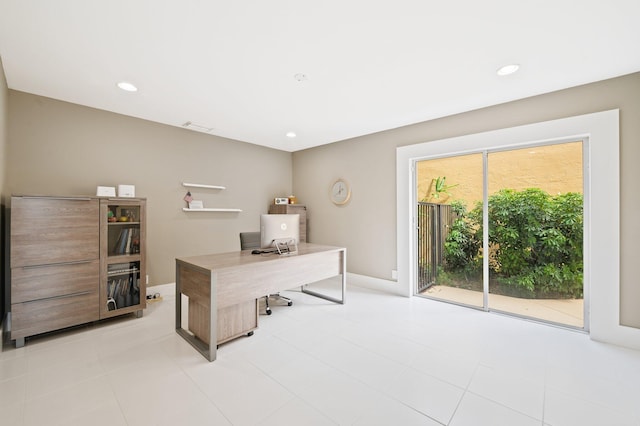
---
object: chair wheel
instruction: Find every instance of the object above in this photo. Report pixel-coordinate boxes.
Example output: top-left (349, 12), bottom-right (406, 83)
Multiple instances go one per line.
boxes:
top-left (287, 301), bottom-right (293, 306)
top-left (247, 331), bottom-right (254, 337)
top-left (266, 308), bottom-right (272, 315)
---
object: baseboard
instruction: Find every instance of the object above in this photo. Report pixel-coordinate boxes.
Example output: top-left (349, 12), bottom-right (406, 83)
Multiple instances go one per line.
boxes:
top-left (346, 273), bottom-right (408, 297)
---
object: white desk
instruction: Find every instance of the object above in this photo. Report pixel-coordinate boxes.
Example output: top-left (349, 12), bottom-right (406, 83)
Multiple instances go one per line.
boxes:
top-left (175, 243), bottom-right (346, 361)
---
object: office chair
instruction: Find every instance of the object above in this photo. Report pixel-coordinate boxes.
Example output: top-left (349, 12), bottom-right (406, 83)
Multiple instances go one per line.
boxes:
top-left (239, 231), bottom-right (293, 315)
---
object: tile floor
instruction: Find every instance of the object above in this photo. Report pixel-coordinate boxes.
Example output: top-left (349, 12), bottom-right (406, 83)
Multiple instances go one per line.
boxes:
top-left (1, 277), bottom-right (640, 426)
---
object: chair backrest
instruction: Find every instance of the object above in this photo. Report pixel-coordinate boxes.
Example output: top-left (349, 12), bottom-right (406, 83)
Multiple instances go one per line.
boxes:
top-left (239, 232), bottom-right (261, 250)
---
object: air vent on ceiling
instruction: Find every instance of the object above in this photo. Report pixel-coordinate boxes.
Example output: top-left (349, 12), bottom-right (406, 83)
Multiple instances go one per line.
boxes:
top-left (182, 121), bottom-right (214, 133)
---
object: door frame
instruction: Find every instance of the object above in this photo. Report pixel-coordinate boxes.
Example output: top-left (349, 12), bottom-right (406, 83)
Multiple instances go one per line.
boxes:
top-left (413, 142), bottom-right (587, 328)
top-left (396, 110), bottom-right (635, 347)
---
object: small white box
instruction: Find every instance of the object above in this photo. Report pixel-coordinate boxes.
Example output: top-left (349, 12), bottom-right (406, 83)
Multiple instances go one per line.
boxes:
top-left (117, 184), bottom-right (135, 198)
top-left (274, 197), bottom-right (289, 205)
top-left (188, 200), bottom-right (204, 209)
top-left (96, 186), bottom-right (116, 197)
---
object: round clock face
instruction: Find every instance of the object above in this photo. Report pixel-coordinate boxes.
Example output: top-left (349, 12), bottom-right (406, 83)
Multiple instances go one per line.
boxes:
top-left (330, 179), bottom-right (351, 205)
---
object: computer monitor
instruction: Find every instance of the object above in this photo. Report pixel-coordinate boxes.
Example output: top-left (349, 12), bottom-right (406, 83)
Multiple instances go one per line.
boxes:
top-left (260, 214), bottom-right (300, 251)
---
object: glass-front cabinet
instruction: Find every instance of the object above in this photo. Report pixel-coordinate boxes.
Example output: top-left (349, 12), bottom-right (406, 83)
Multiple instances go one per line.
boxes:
top-left (100, 198), bottom-right (146, 318)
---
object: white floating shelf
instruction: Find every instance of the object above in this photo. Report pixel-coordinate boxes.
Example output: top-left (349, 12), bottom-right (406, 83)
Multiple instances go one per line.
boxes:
top-left (183, 208), bottom-right (242, 212)
top-left (182, 182), bottom-right (226, 190)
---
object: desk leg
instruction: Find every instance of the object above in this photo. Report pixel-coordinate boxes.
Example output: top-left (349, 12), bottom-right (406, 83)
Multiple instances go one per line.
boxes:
top-left (175, 265), bottom-right (218, 362)
top-left (175, 267), bottom-right (182, 332)
top-left (301, 249), bottom-right (346, 304)
top-left (208, 271), bottom-right (217, 359)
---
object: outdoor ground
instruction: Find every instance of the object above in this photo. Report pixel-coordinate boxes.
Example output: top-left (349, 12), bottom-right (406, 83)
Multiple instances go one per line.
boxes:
top-left (422, 285), bottom-right (583, 328)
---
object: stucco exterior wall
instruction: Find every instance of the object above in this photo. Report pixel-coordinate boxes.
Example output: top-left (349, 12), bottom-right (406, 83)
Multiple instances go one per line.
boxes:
top-left (417, 141), bottom-right (583, 207)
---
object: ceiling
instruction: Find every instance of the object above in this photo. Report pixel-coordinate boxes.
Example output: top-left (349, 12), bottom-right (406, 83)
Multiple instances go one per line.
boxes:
top-left (1, 1), bottom-right (639, 152)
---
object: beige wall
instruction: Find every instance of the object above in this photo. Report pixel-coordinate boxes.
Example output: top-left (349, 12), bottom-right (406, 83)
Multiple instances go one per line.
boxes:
top-left (293, 72), bottom-right (640, 329)
top-left (7, 90), bottom-right (292, 286)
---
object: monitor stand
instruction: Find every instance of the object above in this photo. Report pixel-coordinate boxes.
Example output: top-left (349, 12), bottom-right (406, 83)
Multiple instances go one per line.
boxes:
top-left (273, 238), bottom-right (298, 255)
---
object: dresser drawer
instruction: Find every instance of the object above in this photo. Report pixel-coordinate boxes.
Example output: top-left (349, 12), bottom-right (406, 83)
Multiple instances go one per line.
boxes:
top-left (11, 197), bottom-right (99, 267)
top-left (11, 260), bottom-right (99, 304)
top-left (11, 291), bottom-right (99, 340)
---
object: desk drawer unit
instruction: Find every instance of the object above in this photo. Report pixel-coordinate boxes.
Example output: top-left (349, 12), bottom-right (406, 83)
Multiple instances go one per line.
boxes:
top-left (189, 299), bottom-right (258, 345)
top-left (180, 263), bottom-right (258, 345)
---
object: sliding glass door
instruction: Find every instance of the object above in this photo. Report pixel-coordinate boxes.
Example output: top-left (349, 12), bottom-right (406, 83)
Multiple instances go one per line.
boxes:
top-left (416, 153), bottom-right (484, 308)
top-left (415, 141), bottom-right (585, 328)
top-left (486, 143), bottom-right (584, 326)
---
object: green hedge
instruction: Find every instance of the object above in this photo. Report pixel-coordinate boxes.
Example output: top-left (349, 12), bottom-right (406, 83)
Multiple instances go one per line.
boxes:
top-left (443, 189), bottom-right (583, 298)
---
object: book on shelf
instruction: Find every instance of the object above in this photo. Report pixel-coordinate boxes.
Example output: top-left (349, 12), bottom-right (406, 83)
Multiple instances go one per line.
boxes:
top-left (112, 230), bottom-right (122, 254)
top-left (118, 229), bottom-right (128, 254)
top-left (125, 229), bottom-right (133, 255)
top-left (112, 228), bottom-right (139, 255)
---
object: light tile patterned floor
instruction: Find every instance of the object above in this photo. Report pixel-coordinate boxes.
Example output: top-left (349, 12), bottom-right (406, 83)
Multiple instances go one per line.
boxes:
top-left (2, 277), bottom-right (640, 425)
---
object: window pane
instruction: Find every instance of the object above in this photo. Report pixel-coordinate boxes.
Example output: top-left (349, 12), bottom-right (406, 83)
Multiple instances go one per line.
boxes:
top-left (487, 142), bottom-right (584, 327)
top-left (416, 153), bottom-right (484, 308)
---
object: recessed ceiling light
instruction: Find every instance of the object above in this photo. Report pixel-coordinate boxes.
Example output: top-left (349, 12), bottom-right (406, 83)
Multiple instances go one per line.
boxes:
top-left (117, 81), bottom-right (138, 92)
top-left (496, 64), bottom-right (520, 76)
top-left (286, 132), bottom-right (297, 138)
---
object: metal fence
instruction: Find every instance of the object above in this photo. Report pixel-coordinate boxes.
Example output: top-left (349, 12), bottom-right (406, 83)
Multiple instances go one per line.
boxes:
top-left (416, 202), bottom-right (454, 293)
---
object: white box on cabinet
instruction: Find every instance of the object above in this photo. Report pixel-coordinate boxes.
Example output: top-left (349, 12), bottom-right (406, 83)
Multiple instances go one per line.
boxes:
top-left (118, 185), bottom-right (135, 197)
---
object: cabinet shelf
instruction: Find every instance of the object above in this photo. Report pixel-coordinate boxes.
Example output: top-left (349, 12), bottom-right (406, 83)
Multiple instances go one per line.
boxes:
top-left (101, 199), bottom-right (146, 320)
top-left (108, 268), bottom-right (139, 276)
top-left (107, 254), bottom-right (142, 262)
top-left (182, 182), bottom-right (226, 190)
top-left (182, 208), bottom-right (242, 212)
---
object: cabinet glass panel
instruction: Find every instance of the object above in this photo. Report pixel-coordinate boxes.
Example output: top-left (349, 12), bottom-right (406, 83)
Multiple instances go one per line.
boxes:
top-left (106, 205), bottom-right (141, 256)
top-left (106, 261), bottom-right (142, 311)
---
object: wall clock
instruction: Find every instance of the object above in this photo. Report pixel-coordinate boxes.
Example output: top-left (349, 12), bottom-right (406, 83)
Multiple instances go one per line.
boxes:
top-left (330, 178), bottom-right (351, 205)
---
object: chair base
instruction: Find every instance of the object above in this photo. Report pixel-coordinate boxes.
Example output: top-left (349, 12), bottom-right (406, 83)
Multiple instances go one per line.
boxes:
top-left (263, 293), bottom-right (293, 315)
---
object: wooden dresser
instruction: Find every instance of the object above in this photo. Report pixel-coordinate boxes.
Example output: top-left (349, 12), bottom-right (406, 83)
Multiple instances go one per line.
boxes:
top-left (9, 195), bottom-right (146, 347)
top-left (10, 196), bottom-right (100, 347)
